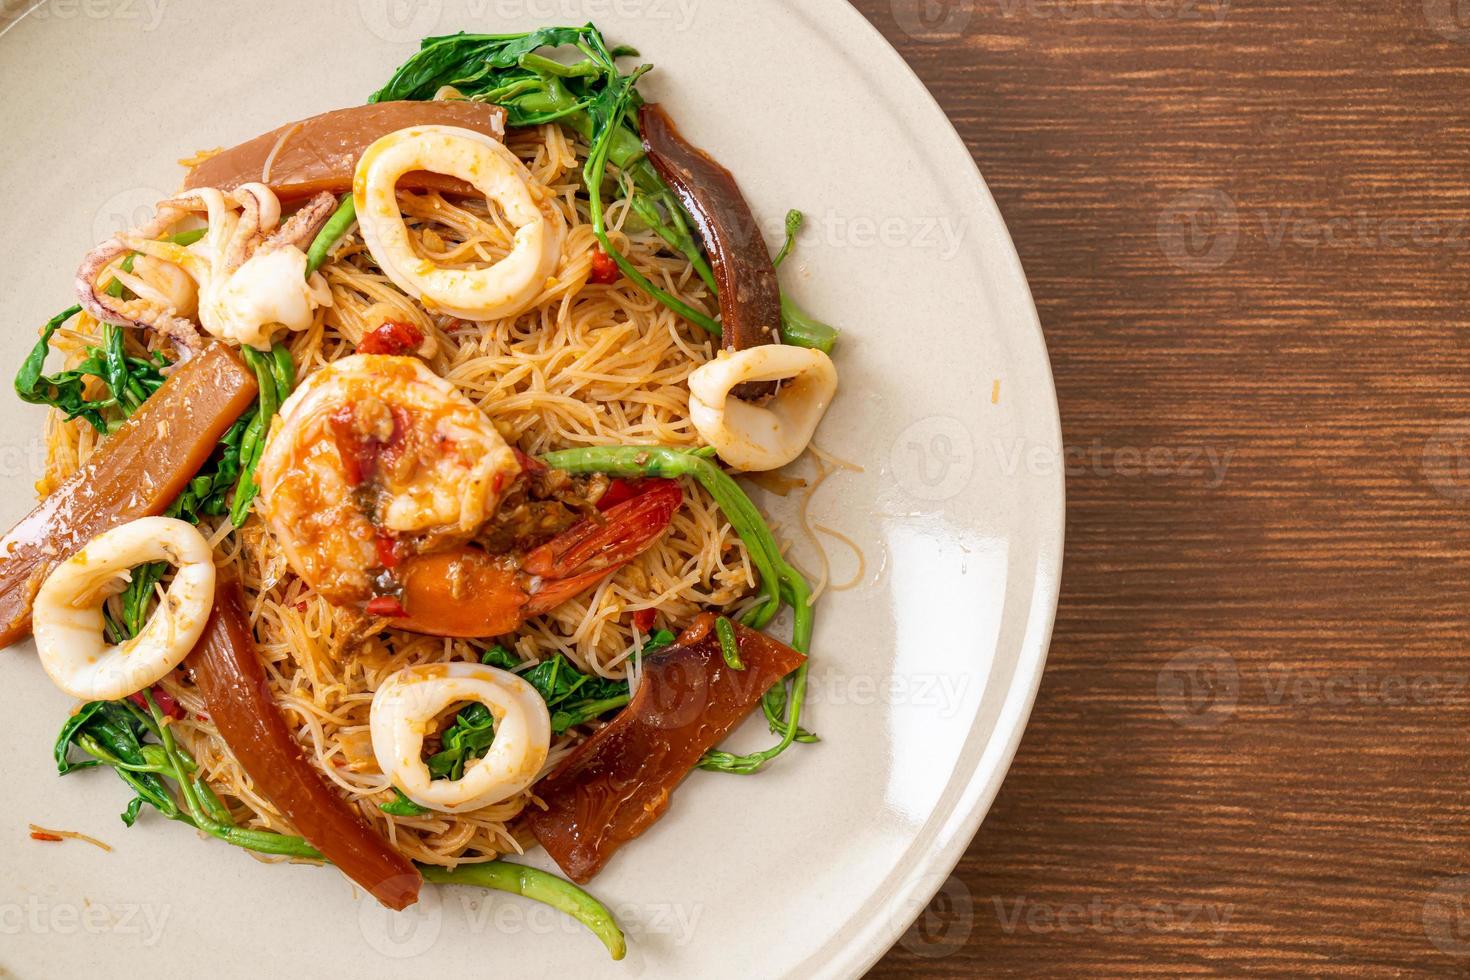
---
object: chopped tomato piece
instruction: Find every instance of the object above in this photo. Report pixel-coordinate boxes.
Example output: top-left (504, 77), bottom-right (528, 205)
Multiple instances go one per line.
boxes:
top-left (631, 608), bottom-right (656, 632)
top-left (358, 320), bottom-right (424, 356)
top-left (375, 533), bottom-right (401, 570)
top-left (127, 685), bottom-right (184, 720)
top-left (598, 478), bottom-right (653, 511)
top-left (366, 596), bottom-right (408, 618)
top-left (589, 248), bottom-right (620, 285)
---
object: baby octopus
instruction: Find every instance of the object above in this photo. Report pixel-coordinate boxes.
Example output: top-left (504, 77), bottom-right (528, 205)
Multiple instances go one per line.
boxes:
top-left (74, 183), bottom-right (338, 354)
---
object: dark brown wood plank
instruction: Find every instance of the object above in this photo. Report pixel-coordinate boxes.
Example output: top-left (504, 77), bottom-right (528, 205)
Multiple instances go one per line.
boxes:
top-left (853, 0), bottom-right (1470, 974)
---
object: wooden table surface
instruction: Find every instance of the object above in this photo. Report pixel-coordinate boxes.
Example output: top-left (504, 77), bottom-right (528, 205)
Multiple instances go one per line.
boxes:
top-left (854, 0), bottom-right (1470, 975)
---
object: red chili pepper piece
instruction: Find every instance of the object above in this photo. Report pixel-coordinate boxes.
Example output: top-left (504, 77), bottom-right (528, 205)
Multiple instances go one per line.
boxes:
top-left (512, 447), bottom-right (547, 476)
top-left (589, 248), bottom-right (620, 285)
top-left (598, 478), bottom-right (648, 511)
top-left (375, 533), bottom-right (400, 571)
top-left (127, 685), bottom-right (184, 720)
top-left (366, 596), bottom-right (408, 618)
top-left (631, 608), bottom-right (656, 632)
top-left (357, 320), bottom-right (424, 356)
top-left (30, 831), bottom-right (62, 842)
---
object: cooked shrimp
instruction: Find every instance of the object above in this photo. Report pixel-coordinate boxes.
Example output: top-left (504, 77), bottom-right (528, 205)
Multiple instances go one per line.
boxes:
top-left (370, 662), bottom-right (551, 813)
top-left (256, 354), bottom-right (521, 605)
top-left (353, 125), bottom-right (565, 321)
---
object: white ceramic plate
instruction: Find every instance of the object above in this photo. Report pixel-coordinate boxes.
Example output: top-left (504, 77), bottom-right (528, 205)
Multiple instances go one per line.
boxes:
top-left (0, 2), bottom-right (1062, 977)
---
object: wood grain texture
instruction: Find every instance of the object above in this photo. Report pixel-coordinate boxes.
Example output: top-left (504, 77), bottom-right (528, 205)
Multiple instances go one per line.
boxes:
top-left (851, 0), bottom-right (1470, 975)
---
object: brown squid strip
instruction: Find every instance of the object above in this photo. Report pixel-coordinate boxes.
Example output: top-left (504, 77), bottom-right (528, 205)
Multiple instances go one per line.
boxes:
top-left (187, 580), bottom-right (422, 910)
top-left (525, 614), bottom-right (806, 883)
top-left (639, 103), bottom-right (783, 399)
top-left (0, 343), bottom-right (258, 650)
top-left (182, 100), bottom-right (508, 201)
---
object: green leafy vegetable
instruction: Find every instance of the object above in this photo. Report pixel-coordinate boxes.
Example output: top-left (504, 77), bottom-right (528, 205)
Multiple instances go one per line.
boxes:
top-left (489, 634), bottom-right (675, 737)
top-left (481, 644), bottom-right (523, 671)
top-left (426, 702), bottom-right (496, 781)
top-left (55, 698), bottom-right (623, 958)
top-left (540, 446), bottom-right (817, 773)
top-left (56, 693), bottom-right (320, 855)
top-left (16, 311), bottom-right (169, 434)
top-left (380, 788), bottom-right (427, 817)
top-left (371, 25), bottom-right (838, 352)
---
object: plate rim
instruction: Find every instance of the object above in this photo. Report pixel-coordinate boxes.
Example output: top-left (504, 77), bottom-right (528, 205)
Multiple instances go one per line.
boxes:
top-left (804, 5), bottom-right (1064, 977)
top-left (0, 3), bottom-right (1065, 975)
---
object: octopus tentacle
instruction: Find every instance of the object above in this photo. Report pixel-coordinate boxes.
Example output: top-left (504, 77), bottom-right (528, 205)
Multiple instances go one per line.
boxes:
top-left (73, 202), bottom-right (198, 334)
top-left (72, 183), bottom-right (330, 357)
top-left (224, 184), bottom-right (278, 273)
top-left (263, 191), bottom-right (338, 253)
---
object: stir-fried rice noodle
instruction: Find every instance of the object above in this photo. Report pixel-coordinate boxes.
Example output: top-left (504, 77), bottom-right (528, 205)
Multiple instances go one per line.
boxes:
top-left (38, 124), bottom-right (772, 868)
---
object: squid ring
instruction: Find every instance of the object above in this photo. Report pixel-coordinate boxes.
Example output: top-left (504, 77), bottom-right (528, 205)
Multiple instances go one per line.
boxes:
top-left (688, 344), bottom-right (839, 471)
top-left (370, 662), bottom-right (551, 814)
top-left (33, 517), bottom-right (216, 702)
top-left (354, 125), bottom-right (565, 321)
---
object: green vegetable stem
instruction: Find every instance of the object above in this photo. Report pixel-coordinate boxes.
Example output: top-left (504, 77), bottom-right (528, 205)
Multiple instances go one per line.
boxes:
top-left (540, 445), bottom-right (817, 773)
top-left (54, 694), bottom-right (625, 959)
top-left (370, 25), bottom-right (838, 353)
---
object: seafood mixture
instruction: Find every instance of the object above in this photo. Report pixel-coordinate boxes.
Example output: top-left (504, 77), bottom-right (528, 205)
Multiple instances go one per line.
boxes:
top-left (1, 25), bottom-right (843, 958)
